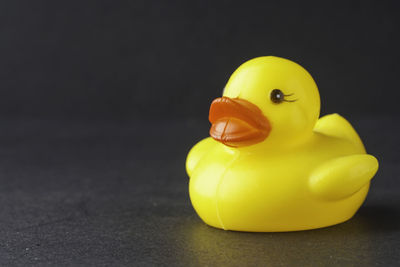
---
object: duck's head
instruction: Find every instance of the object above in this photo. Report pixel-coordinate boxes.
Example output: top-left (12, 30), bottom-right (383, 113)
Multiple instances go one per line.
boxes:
top-left (209, 56), bottom-right (320, 149)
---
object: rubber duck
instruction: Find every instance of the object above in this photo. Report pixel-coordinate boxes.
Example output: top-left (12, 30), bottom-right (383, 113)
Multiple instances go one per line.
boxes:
top-left (186, 56), bottom-right (379, 232)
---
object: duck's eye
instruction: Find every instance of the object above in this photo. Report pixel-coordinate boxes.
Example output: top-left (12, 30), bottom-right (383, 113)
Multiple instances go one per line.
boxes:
top-left (270, 89), bottom-right (297, 104)
top-left (270, 89), bottom-right (285, 104)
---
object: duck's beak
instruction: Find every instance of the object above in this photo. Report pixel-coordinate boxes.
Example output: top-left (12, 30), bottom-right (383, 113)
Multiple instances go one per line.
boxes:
top-left (209, 97), bottom-right (271, 147)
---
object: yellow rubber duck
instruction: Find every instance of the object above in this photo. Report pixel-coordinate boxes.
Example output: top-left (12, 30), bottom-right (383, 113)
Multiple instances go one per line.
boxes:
top-left (186, 56), bottom-right (379, 232)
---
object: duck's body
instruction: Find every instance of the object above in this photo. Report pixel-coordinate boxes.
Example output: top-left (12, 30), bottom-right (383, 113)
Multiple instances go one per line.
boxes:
top-left (186, 56), bottom-right (378, 232)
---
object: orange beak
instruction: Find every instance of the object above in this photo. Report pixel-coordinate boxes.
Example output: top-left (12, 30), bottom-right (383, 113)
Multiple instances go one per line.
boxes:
top-left (209, 97), bottom-right (271, 147)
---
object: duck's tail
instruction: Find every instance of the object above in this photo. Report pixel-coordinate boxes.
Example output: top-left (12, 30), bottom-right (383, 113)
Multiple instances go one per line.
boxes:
top-left (313, 113), bottom-right (365, 151)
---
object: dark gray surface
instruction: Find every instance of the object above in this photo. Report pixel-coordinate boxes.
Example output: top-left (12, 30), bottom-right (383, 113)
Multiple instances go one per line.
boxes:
top-left (0, 117), bottom-right (398, 266)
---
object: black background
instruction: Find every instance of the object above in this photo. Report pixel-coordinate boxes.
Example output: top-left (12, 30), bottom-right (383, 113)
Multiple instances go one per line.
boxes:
top-left (0, 1), bottom-right (399, 266)
top-left (1, 0), bottom-right (399, 120)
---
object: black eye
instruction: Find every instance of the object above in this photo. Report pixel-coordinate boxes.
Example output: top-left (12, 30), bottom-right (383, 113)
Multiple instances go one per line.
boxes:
top-left (270, 89), bottom-right (285, 103)
top-left (270, 89), bottom-right (297, 104)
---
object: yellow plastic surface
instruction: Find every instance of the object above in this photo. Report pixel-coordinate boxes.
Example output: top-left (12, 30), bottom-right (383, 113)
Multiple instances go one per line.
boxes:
top-left (186, 56), bottom-right (379, 232)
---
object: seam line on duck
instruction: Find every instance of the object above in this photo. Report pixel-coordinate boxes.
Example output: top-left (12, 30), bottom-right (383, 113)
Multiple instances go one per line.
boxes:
top-left (221, 118), bottom-right (230, 146)
top-left (215, 150), bottom-right (241, 230)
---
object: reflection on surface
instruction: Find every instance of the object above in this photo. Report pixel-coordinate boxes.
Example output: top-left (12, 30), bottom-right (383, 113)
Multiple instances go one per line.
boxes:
top-left (168, 205), bottom-right (400, 266)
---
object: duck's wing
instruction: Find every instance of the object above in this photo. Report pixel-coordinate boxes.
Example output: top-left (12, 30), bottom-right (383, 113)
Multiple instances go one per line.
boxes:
top-left (309, 154), bottom-right (379, 200)
top-left (314, 113), bottom-right (365, 150)
top-left (186, 137), bottom-right (216, 177)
